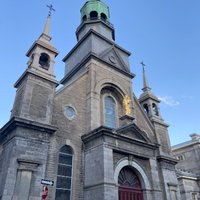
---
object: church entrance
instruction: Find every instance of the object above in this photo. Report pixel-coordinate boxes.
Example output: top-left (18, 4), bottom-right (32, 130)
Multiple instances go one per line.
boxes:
top-left (118, 166), bottom-right (143, 200)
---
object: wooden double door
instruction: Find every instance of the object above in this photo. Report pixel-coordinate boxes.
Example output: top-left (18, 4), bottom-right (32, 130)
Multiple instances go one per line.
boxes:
top-left (118, 166), bottom-right (144, 200)
top-left (119, 187), bottom-right (143, 200)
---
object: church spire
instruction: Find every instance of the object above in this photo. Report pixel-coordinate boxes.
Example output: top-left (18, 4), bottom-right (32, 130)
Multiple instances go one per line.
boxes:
top-left (139, 62), bottom-right (162, 120)
top-left (24, 4), bottom-right (58, 80)
top-left (141, 62), bottom-right (151, 92)
top-left (42, 15), bottom-right (51, 38)
top-left (26, 4), bottom-right (58, 59)
top-left (39, 4), bottom-right (55, 42)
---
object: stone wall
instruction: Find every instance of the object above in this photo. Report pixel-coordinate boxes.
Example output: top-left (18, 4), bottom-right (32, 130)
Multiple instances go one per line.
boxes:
top-left (0, 125), bottom-right (51, 200)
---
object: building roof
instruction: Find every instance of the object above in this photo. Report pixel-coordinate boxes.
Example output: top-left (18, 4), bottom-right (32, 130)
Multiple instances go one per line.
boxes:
top-left (172, 133), bottom-right (200, 150)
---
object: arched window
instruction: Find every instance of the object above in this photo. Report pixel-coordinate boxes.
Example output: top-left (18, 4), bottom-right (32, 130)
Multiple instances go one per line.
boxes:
top-left (152, 103), bottom-right (159, 116)
top-left (118, 166), bottom-right (143, 200)
top-left (56, 145), bottom-right (73, 200)
top-left (104, 96), bottom-right (117, 128)
top-left (39, 53), bottom-right (50, 70)
top-left (90, 11), bottom-right (98, 20)
top-left (100, 13), bottom-right (107, 21)
top-left (143, 104), bottom-right (149, 115)
top-left (82, 15), bottom-right (87, 21)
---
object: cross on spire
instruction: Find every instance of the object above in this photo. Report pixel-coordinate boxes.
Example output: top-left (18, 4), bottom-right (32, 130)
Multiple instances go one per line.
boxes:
top-left (47, 4), bottom-right (55, 16)
top-left (140, 61), bottom-right (146, 68)
top-left (140, 61), bottom-right (151, 92)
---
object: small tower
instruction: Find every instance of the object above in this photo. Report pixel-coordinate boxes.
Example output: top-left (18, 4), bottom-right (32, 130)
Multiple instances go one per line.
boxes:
top-left (25, 6), bottom-right (58, 80)
top-left (139, 63), bottom-right (171, 155)
top-left (81, 0), bottom-right (110, 22)
top-left (139, 64), bottom-right (162, 120)
top-left (76, 0), bottom-right (115, 41)
top-left (11, 8), bottom-right (59, 124)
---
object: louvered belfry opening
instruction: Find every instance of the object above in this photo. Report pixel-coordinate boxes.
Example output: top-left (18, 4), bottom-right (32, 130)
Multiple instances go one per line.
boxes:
top-left (118, 167), bottom-right (144, 200)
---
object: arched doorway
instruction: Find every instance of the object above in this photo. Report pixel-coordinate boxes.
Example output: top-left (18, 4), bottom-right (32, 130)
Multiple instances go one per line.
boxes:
top-left (118, 166), bottom-right (143, 200)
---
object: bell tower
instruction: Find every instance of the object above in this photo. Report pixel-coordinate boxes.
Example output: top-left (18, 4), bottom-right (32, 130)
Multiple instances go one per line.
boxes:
top-left (139, 64), bottom-right (162, 120)
top-left (0, 6), bottom-right (59, 200)
top-left (11, 8), bottom-right (59, 124)
top-left (76, 0), bottom-right (115, 41)
top-left (139, 64), bottom-right (171, 155)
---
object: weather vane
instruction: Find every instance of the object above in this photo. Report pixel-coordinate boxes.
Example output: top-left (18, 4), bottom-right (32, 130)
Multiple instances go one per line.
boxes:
top-left (47, 4), bottom-right (55, 16)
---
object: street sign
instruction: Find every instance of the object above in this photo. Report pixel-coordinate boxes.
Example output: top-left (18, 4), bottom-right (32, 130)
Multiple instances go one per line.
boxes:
top-left (41, 179), bottom-right (54, 186)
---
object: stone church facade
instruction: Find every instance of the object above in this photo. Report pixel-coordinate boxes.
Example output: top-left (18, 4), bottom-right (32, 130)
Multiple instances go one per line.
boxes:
top-left (0, 1), bottom-right (186, 200)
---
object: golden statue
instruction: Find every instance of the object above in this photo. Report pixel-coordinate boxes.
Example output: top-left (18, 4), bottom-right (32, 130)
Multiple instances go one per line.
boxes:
top-left (123, 95), bottom-right (131, 115)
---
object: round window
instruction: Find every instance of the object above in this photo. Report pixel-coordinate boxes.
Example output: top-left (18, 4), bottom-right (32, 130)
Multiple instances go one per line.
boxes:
top-left (109, 55), bottom-right (116, 64)
top-left (64, 106), bottom-right (76, 120)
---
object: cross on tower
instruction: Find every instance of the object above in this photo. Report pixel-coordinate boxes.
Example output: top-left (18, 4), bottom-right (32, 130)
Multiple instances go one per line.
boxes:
top-left (140, 61), bottom-right (146, 67)
top-left (47, 4), bottom-right (55, 16)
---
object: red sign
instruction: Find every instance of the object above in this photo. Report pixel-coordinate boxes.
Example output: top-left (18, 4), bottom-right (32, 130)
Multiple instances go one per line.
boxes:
top-left (42, 186), bottom-right (48, 200)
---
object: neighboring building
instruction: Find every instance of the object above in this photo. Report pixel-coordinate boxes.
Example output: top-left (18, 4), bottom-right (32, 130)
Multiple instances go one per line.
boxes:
top-left (172, 134), bottom-right (200, 200)
top-left (0, 0), bottom-right (189, 200)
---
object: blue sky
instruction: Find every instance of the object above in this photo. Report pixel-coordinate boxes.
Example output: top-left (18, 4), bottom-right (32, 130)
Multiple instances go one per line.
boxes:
top-left (0, 0), bottom-right (199, 145)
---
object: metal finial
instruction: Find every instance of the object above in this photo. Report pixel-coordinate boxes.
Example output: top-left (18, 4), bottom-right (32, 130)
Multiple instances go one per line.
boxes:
top-left (47, 4), bottom-right (55, 16)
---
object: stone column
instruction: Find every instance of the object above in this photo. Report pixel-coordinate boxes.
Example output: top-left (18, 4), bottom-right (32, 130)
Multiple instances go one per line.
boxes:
top-left (84, 145), bottom-right (117, 200)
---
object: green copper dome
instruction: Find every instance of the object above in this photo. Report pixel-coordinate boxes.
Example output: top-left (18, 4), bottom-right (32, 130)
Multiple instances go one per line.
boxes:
top-left (80, 0), bottom-right (110, 22)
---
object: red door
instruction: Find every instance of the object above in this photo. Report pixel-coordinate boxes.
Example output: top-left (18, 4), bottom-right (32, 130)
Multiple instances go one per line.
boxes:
top-left (118, 167), bottom-right (144, 200)
top-left (119, 187), bottom-right (143, 200)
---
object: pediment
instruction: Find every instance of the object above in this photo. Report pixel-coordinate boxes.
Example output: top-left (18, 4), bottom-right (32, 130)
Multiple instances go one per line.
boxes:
top-left (99, 46), bottom-right (129, 72)
top-left (116, 123), bottom-right (151, 143)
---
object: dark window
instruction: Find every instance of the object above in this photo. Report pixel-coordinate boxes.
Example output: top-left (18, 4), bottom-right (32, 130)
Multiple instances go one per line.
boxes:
top-left (56, 145), bottom-right (73, 200)
top-left (55, 190), bottom-right (70, 200)
top-left (100, 13), bottom-right (107, 21)
top-left (82, 15), bottom-right (87, 21)
top-left (90, 11), bottom-right (98, 20)
top-left (152, 103), bottom-right (159, 116)
top-left (104, 96), bottom-right (117, 128)
top-left (39, 53), bottom-right (50, 70)
top-left (143, 104), bottom-right (149, 115)
top-left (177, 155), bottom-right (184, 161)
